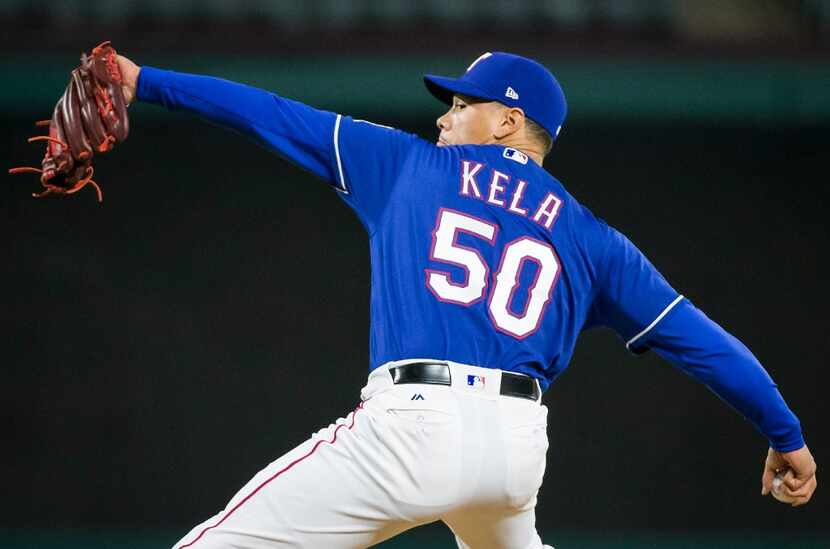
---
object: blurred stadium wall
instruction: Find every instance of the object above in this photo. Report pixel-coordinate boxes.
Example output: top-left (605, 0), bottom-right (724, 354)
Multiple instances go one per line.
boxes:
top-left (1, 1), bottom-right (828, 548)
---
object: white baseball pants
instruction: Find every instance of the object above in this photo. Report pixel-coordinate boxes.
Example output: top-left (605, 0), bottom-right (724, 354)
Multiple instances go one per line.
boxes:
top-left (173, 360), bottom-right (552, 549)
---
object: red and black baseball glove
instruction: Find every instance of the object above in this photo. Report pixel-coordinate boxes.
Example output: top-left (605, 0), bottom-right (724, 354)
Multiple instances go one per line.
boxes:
top-left (9, 41), bottom-right (129, 202)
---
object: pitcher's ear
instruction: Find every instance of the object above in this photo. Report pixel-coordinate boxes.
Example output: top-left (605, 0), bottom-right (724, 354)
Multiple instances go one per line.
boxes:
top-left (494, 107), bottom-right (525, 140)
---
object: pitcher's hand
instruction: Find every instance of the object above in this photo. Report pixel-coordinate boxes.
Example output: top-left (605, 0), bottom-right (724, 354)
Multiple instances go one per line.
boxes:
top-left (761, 445), bottom-right (817, 507)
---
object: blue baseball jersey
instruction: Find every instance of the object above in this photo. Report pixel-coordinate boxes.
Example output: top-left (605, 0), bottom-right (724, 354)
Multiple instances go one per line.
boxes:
top-left (137, 67), bottom-right (804, 452)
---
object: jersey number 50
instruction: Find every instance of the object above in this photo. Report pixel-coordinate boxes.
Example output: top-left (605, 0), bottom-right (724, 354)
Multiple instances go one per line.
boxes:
top-left (425, 208), bottom-right (561, 339)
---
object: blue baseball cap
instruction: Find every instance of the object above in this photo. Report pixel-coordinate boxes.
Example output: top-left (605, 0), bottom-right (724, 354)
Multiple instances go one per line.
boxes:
top-left (424, 52), bottom-right (567, 140)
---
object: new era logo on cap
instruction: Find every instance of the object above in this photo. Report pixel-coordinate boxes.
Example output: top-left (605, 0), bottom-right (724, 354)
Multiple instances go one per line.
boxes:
top-left (505, 86), bottom-right (519, 100)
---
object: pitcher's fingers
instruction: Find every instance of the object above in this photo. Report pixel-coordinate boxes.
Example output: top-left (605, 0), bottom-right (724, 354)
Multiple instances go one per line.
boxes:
top-left (776, 470), bottom-right (806, 495)
top-left (784, 474), bottom-right (808, 491)
top-left (779, 478), bottom-right (812, 498)
top-left (782, 469), bottom-right (812, 491)
top-left (779, 469), bottom-right (799, 490)
top-left (789, 476), bottom-right (817, 498)
top-left (761, 467), bottom-right (776, 495)
top-left (790, 492), bottom-right (814, 507)
top-left (771, 489), bottom-right (797, 504)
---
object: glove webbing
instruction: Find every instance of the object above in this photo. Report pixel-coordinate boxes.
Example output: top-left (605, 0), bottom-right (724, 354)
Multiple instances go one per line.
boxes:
top-left (9, 120), bottom-right (103, 202)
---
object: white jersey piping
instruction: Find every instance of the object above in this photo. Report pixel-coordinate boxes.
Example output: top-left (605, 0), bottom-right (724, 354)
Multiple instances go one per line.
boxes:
top-left (333, 114), bottom-right (348, 193)
top-left (625, 294), bottom-right (684, 350)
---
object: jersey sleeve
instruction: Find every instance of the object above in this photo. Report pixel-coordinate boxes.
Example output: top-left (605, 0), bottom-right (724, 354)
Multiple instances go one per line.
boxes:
top-left (137, 66), bottom-right (424, 232)
top-left (587, 223), bottom-right (683, 352)
top-left (647, 299), bottom-right (804, 452)
top-left (137, 66), bottom-right (338, 183)
top-left (587, 221), bottom-right (804, 451)
top-left (330, 116), bottom-right (426, 232)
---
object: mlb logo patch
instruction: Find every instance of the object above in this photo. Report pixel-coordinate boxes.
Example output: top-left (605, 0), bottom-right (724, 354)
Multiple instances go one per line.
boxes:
top-left (467, 375), bottom-right (486, 390)
top-left (503, 147), bottom-right (528, 165)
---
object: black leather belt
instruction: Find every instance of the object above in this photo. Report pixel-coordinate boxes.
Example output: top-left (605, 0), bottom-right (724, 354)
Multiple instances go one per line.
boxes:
top-left (390, 362), bottom-right (540, 401)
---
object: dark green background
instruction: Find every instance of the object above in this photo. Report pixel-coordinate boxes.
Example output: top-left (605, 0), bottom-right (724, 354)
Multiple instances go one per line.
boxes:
top-left (2, 52), bottom-right (828, 547)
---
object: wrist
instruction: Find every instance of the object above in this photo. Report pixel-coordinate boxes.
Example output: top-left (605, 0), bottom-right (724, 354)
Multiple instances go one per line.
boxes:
top-left (115, 54), bottom-right (140, 104)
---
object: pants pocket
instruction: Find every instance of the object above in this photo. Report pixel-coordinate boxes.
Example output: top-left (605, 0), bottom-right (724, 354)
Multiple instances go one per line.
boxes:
top-left (372, 389), bottom-right (463, 506)
top-left (505, 415), bottom-right (548, 508)
top-left (385, 407), bottom-right (454, 425)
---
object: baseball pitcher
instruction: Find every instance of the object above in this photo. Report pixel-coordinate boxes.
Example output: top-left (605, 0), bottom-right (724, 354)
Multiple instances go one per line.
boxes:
top-left (25, 47), bottom-right (819, 548)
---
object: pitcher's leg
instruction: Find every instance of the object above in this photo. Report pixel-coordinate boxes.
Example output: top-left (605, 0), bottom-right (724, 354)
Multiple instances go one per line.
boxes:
top-left (172, 403), bottom-right (413, 549)
top-left (445, 394), bottom-right (550, 549)
top-left (445, 502), bottom-right (549, 549)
